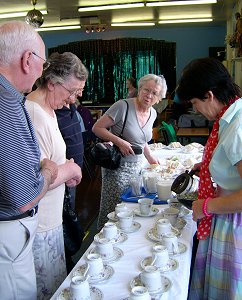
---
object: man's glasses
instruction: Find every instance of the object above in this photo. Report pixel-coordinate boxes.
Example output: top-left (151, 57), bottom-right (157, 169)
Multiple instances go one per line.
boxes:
top-left (32, 52), bottom-right (50, 71)
top-left (59, 83), bottom-right (84, 99)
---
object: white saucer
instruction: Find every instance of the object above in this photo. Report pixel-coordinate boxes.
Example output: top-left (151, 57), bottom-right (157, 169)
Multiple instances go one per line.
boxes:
top-left (130, 274), bottom-right (172, 296)
top-left (57, 286), bottom-right (103, 300)
top-left (140, 256), bottom-right (179, 272)
top-left (169, 242), bottom-right (187, 256)
top-left (174, 218), bottom-right (187, 231)
top-left (94, 230), bottom-right (128, 245)
top-left (134, 207), bottom-right (159, 217)
top-left (107, 211), bottom-right (119, 222)
top-left (88, 246), bottom-right (124, 264)
top-left (146, 226), bottom-right (181, 242)
top-left (179, 207), bottom-right (192, 218)
top-left (116, 221), bottom-right (141, 233)
top-left (73, 264), bottom-right (114, 284)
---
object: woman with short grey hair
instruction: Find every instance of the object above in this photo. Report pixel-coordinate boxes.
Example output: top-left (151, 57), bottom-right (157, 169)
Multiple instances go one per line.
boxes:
top-left (26, 52), bottom-right (87, 299)
top-left (93, 74), bottom-right (167, 230)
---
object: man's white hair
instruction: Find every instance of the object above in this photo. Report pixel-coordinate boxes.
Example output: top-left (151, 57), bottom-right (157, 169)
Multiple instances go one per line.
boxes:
top-left (0, 21), bottom-right (39, 65)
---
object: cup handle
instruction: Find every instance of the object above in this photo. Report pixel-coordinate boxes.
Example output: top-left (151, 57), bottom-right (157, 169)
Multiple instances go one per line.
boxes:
top-left (83, 265), bottom-right (90, 278)
top-left (173, 243), bottom-right (179, 254)
top-left (151, 255), bottom-right (157, 266)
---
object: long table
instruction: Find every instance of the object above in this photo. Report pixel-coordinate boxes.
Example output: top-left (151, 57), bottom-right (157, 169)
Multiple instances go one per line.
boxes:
top-left (51, 147), bottom-right (199, 300)
top-left (51, 203), bottom-right (196, 300)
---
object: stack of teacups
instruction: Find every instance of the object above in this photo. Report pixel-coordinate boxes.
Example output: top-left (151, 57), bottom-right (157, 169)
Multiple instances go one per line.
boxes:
top-left (102, 222), bottom-right (118, 240)
top-left (117, 210), bottom-right (134, 231)
top-left (138, 198), bottom-right (154, 216)
top-left (156, 218), bottom-right (172, 239)
top-left (69, 275), bottom-right (91, 300)
top-left (129, 286), bottom-right (151, 300)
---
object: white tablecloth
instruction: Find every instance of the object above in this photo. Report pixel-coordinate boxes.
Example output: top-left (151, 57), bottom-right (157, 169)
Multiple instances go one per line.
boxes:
top-left (51, 203), bottom-right (196, 300)
top-left (51, 147), bottom-right (199, 300)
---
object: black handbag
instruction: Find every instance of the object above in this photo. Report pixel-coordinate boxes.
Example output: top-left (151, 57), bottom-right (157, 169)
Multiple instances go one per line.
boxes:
top-left (90, 101), bottom-right (129, 170)
top-left (62, 187), bottom-right (84, 256)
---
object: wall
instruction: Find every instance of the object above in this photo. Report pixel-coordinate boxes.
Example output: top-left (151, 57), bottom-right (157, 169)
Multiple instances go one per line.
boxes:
top-left (40, 24), bottom-right (226, 85)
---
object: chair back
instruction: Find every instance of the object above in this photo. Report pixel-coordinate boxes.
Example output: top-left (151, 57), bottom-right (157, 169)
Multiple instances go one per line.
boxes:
top-left (160, 121), bottom-right (177, 145)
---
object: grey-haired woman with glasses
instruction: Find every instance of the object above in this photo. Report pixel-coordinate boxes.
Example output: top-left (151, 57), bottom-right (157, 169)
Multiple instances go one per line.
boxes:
top-left (93, 74), bottom-right (167, 230)
top-left (25, 52), bottom-right (88, 300)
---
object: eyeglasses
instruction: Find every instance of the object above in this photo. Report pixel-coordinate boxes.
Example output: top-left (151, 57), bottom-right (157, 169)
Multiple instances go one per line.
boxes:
top-left (142, 87), bottom-right (160, 98)
top-left (58, 83), bottom-right (84, 99)
top-left (32, 52), bottom-right (50, 71)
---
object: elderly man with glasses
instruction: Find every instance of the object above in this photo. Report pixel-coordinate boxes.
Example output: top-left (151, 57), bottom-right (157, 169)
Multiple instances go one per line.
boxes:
top-left (0, 21), bottom-right (58, 300)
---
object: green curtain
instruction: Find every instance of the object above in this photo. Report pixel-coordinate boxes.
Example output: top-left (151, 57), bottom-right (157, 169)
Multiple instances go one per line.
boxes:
top-left (48, 38), bottom-right (176, 104)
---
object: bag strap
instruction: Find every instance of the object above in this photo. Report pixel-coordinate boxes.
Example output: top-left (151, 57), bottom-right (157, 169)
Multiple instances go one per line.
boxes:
top-left (119, 100), bottom-right (129, 137)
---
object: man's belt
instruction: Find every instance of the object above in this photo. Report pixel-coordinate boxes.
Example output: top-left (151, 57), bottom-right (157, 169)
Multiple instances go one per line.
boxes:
top-left (0, 206), bottom-right (38, 221)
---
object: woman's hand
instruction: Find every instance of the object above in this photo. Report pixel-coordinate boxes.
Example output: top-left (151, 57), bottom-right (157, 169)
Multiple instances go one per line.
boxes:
top-left (192, 198), bottom-right (205, 221)
top-left (192, 162), bottom-right (202, 177)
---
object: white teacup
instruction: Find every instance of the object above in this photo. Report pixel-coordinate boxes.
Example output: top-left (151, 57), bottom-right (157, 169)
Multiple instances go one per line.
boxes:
top-left (86, 253), bottom-right (104, 277)
top-left (138, 198), bottom-right (153, 216)
top-left (151, 244), bottom-right (169, 269)
top-left (140, 265), bottom-right (162, 293)
top-left (162, 232), bottom-right (179, 254)
top-left (156, 179), bottom-right (173, 200)
top-left (156, 218), bottom-right (171, 238)
top-left (117, 210), bottom-right (133, 230)
top-left (129, 286), bottom-right (151, 300)
top-left (163, 207), bottom-right (179, 226)
top-left (115, 203), bottom-right (128, 215)
top-left (102, 222), bottom-right (118, 240)
top-left (95, 238), bottom-right (114, 260)
top-left (69, 275), bottom-right (91, 300)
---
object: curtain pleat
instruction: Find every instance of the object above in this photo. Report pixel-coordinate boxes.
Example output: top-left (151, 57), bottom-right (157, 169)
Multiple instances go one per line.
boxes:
top-left (48, 38), bottom-right (176, 104)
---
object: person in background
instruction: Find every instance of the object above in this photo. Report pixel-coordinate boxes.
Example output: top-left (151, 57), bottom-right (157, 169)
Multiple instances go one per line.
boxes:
top-left (26, 52), bottom-right (83, 299)
top-left (0, 21), bottom-right (58, 300)
top-left (126, 77), bottom-right (138, 98)
top-left (176, 57), bottom-right (242, 299)
top-left (93, 74), bottom-right (167, 230)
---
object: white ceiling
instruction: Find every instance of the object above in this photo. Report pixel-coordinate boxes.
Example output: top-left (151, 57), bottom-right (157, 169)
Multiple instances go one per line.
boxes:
top-left (0, 0), bottom-right (237, 29)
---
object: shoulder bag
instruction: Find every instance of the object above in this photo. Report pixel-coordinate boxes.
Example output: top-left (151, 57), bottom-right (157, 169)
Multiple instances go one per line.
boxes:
top-left (90, 100), bottom-right (129, 170)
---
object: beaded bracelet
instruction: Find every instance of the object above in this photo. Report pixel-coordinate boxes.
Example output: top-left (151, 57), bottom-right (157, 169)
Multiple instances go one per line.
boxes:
top-left (202, 197), bottom-right (213, 217)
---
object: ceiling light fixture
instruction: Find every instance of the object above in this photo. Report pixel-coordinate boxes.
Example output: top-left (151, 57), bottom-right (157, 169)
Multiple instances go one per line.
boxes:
top-left (25, 0), bottom-right (45, 28)
top-left (111, 22), bottom-right (155, 27)
top-left (147, 0), bottom-right (217, 7)
top-left (36, 25), bottom-right (81, 32)
top-left (78, 3), bottom-right (144, 12)
top-left (158, 18), bottom-right (213, 24)
top-left (0, 10), bottom-right (47, 19)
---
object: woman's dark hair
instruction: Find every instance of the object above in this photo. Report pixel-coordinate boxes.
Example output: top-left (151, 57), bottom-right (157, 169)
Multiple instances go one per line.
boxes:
top-left (176, 57), bottom-right (241, 105)
top-left (127, 77), bottom-right (136, 88)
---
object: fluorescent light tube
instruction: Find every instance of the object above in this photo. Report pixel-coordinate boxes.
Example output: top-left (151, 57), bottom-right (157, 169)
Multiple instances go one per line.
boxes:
top-left (147, 0), bottom-right (217, 7)
top-left (36, 25), bottom-right (81, 32)
top-left (0, 10), bottom-right (48, 19)
top-left (111, 22), bottom-right (155, 26)
top-left (158, 18), bottom-right (213, 24)
top-left (78, 3), bottom-right (144, 12)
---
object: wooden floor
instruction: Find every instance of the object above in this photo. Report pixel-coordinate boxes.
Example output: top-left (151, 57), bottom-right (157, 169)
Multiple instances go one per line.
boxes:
top-left (75, 159), bottom-right (102, 231)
